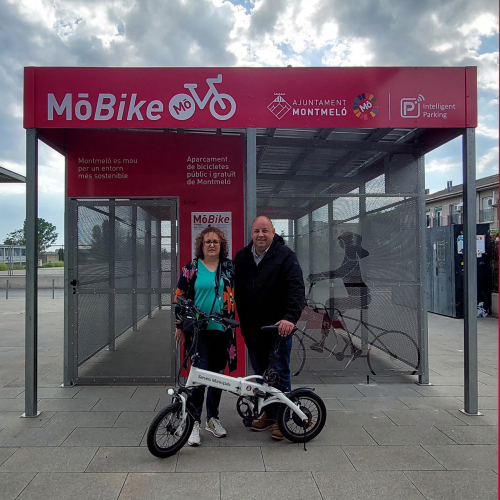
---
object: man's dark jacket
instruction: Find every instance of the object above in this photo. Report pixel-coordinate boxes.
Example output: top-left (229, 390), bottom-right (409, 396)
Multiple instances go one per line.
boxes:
top-left (234, 235), bottom-right (305, 340)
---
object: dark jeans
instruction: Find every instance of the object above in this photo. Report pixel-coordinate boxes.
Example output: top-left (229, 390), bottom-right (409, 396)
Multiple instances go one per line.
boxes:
top-left (190, 330), bottom-right (228, 423)
top-left (246, 334), bottom-right (292, 419)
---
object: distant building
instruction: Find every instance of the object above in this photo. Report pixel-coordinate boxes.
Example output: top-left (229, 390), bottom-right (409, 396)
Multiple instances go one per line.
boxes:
top-left (425, 174), bottom-right (499, 230)
top-left (0, 245), bottom-right (26, 265)
top-left (40, 251), bottom-right (60, 264)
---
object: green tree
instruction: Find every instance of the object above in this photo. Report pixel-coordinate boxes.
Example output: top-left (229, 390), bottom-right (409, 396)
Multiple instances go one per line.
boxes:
top-left (58, 247), bottom-right (64, 262)
top-left (4, 218), bottom-right (58, 254)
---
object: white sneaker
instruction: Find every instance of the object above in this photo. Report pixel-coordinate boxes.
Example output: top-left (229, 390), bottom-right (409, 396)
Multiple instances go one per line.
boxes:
top-left (205, 417), bottom-right (227, 438)
top-left (188, 421), bottom-right (201, 446)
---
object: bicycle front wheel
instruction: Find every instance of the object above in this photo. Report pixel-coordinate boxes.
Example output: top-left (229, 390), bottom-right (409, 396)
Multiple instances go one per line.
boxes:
top-left (367, 330), bottom-right (420, 376)
top-left (147, 402), bottom-right (194, 458)
top-left (210, 94), bottom-right (236, 120)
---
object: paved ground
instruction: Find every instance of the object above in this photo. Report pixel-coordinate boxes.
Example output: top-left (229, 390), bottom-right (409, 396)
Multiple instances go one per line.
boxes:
top-left (0, 295), bottom-right (497, 500)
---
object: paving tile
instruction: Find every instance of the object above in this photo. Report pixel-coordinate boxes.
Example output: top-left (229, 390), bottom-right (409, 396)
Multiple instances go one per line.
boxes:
top-left (0, 398), bottom-right (27, 411)
top-left (218, 425), bottom-right (284, 447)
top-left (322, 398), bottom-right (347, 410)
top-left (87, 447), bottom-right (176, 472)
top-left (397, 397), bottom-right (463, 410)
top-left (354, 385), bottom-right (422, 397)
top-left (339, 397), bottom-right (410, 411)
top-left (177, 446), bottom-right (264, 472)
top-left (405, 470), bottom-right (498, 500)
top-left (16, 387), bottom-right (84, 399)
top-left (0, 411), bottom-right (55, 428)
top-left (42, 411), bottom-right (119, 428)
top-left (455, 396), bottom-right (498, 410)
top-left (0, 472), bottom-right (36, 500)
top-left (423, 444), bottom-right (498, 470)
top-left (37, 398), bottom-right (99, 412)
top-left (113, 411), bottom-right (157, 428)
top-left (0, 427), bottom-right (73, 447)
top-left (0, 446), bottom-right (97, 472)
top-left (307, 425), bottom-right (378, 446)
top-left (326, 410), bottom-right (395, 426)
top-left (92, 397), bottom-right (159, 412)
top-left (0, 448), bottom-right (17, 466)
top-left (383, 409), bottom-right (467, 426)
top-left (412, 385), bottom-right (472, 397)
top-left (314, 470), bottom-right (425, 500)
top-left (263, 445), bottom-right (355, 471)
top-left (363, 425), bottom-right (455, 445)
top-left (75, 387), bottom-right (137, 399)
top-left (0, 388), bottom-right (24, 399)
top-left (16, 472), bottom-right (126, 500)
top-left (427, 376), bottom-right (470, 386)
top-left (436, 425), bottom-right (498, 445)
top-left (118, 473), bottom-right (219, 500)
top-left (314, 385), bottom-right (364, 398)
top-left (221, 472), bottom-right (323, 500)
top-left (62, 427), bottom-right (145, 447)
top-left (131, 387), bottom-right (169, 399)
top-left (447, 409), bottom-right (498, 426)
top-left (342, 445), bottom-right (445, 471)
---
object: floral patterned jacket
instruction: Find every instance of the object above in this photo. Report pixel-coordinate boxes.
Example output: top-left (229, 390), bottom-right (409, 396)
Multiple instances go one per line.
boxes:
top-left (174, 257), bottom-right (237, 372)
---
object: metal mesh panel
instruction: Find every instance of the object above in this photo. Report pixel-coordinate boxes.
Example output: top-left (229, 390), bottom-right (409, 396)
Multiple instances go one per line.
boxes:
top-left (73, 199), bottom-right (176, 382)
top-left (77, 294), bottom-right (109, 365)
top-left (77, 206), bottom-right (110, 289)
top-left (258, 147), bottom-right (423, 378)
top-left (114, 206), bottom-right (133, 289)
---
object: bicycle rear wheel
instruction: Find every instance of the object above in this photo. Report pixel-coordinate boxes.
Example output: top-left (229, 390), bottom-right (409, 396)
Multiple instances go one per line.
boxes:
top-left (290, 331), bottom-right (306, 377)
top-left (277, 390), bottom-right (326, 442)
top-left (367, 330), bottom-right (420, 375)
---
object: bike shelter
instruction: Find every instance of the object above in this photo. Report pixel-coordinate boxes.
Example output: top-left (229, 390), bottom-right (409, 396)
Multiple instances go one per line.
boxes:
top-left (22, 66), bottom-right (479, 417)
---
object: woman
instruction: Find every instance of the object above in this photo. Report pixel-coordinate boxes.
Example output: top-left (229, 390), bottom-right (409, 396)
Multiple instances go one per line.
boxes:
top-left (174, 226), bottom-right (236, 447)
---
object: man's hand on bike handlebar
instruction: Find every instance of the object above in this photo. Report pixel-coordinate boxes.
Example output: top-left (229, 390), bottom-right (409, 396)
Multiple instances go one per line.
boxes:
top-left (275, 319), bottom-right (294, 337)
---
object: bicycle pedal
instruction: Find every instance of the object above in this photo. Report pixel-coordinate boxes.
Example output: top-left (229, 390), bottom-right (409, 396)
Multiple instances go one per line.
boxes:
top-left (310, 343), bottom-right (324, 353)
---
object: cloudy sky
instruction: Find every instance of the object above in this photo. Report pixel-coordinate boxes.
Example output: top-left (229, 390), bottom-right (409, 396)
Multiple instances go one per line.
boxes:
top-left (0, 0), bottom-right (498, 246)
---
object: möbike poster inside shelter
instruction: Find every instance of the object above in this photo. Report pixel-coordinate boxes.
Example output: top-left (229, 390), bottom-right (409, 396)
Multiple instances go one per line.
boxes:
top-left (66, 129), bottom-right (245, 373)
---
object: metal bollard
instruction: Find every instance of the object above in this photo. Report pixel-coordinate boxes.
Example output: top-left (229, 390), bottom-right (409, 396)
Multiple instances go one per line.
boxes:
top-left (6, 279), bottom-right (8, 299)
top-left (52, 279), bottom-right (55, 299)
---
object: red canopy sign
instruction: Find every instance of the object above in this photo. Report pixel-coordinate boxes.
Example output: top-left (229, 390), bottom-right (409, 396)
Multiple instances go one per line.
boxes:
top-left (24, 66), bottom-right (477, 129)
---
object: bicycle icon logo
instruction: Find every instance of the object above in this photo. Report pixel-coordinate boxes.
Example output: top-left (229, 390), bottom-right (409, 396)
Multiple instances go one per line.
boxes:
top-left (168, 74), bottom-right (236, 121)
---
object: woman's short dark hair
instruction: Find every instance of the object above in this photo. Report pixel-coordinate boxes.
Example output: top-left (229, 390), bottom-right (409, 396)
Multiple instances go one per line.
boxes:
top-left (195, 226), bottom-right (229, 260)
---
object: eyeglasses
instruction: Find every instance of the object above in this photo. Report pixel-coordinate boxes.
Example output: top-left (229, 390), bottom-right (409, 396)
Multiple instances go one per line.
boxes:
top-left (203, 240), bottom-right (220, 246)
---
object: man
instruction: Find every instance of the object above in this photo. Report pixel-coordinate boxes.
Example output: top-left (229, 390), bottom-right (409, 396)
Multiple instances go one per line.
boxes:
top-left (234, 216), bottom-right (305, 440)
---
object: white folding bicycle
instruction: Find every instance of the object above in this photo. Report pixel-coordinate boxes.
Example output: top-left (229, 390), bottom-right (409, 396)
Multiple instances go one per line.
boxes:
top-left (147, 296), bottom-right (327, 458)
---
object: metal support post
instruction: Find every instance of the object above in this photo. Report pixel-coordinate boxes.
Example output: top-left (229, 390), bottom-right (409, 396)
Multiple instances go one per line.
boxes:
top-left (157, 219), bottom-right (162, 309)
top-left (417, 153), bottom-right (430, 385)
top-left (24, 128), bottom-right (40, 417)
top-left (6, 280), bottom-right (8, 300)
top-left (461, 128), bottom-right (480, 415)
top-left (64, 187), bottom-right (76, 386)
top-left (245, 128), bottom-right (257, 244)
top-left (359, 184), bottom-right (368, 351)
top-left (308, 212), bottom-right (313, 278)
top-left (132, 205), bottom-right (138, 331)
top-left (146, 212), bottom-right (152, 318)
top-left (108, 203), bottom-right (116, 350)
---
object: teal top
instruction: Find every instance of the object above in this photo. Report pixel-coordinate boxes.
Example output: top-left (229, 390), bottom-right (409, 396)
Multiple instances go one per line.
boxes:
top-left (194, 260), bottom-right (225, 331)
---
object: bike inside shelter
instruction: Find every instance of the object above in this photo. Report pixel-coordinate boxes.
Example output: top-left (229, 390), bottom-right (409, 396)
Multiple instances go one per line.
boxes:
top-left (23, 66), bottom-right (479, 416)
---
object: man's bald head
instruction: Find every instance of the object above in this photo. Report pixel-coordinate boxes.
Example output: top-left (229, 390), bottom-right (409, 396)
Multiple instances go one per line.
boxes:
top-left (251, 216), bottom-right (275, 256)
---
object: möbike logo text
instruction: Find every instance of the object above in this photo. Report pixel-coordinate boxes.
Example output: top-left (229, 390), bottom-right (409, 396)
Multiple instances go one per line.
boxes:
top-left (47, 93), bottom-right (163, 121)
top-left (193, 214), bottom-right (230, 225)
top-left (47, 75), bottom-right (236, 123)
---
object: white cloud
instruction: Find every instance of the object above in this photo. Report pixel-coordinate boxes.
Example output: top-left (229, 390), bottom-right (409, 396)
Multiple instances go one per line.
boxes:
top-left (477, 146), bottom-right (499, 173)
top-left (426, 157), bottom-right (462, 174)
